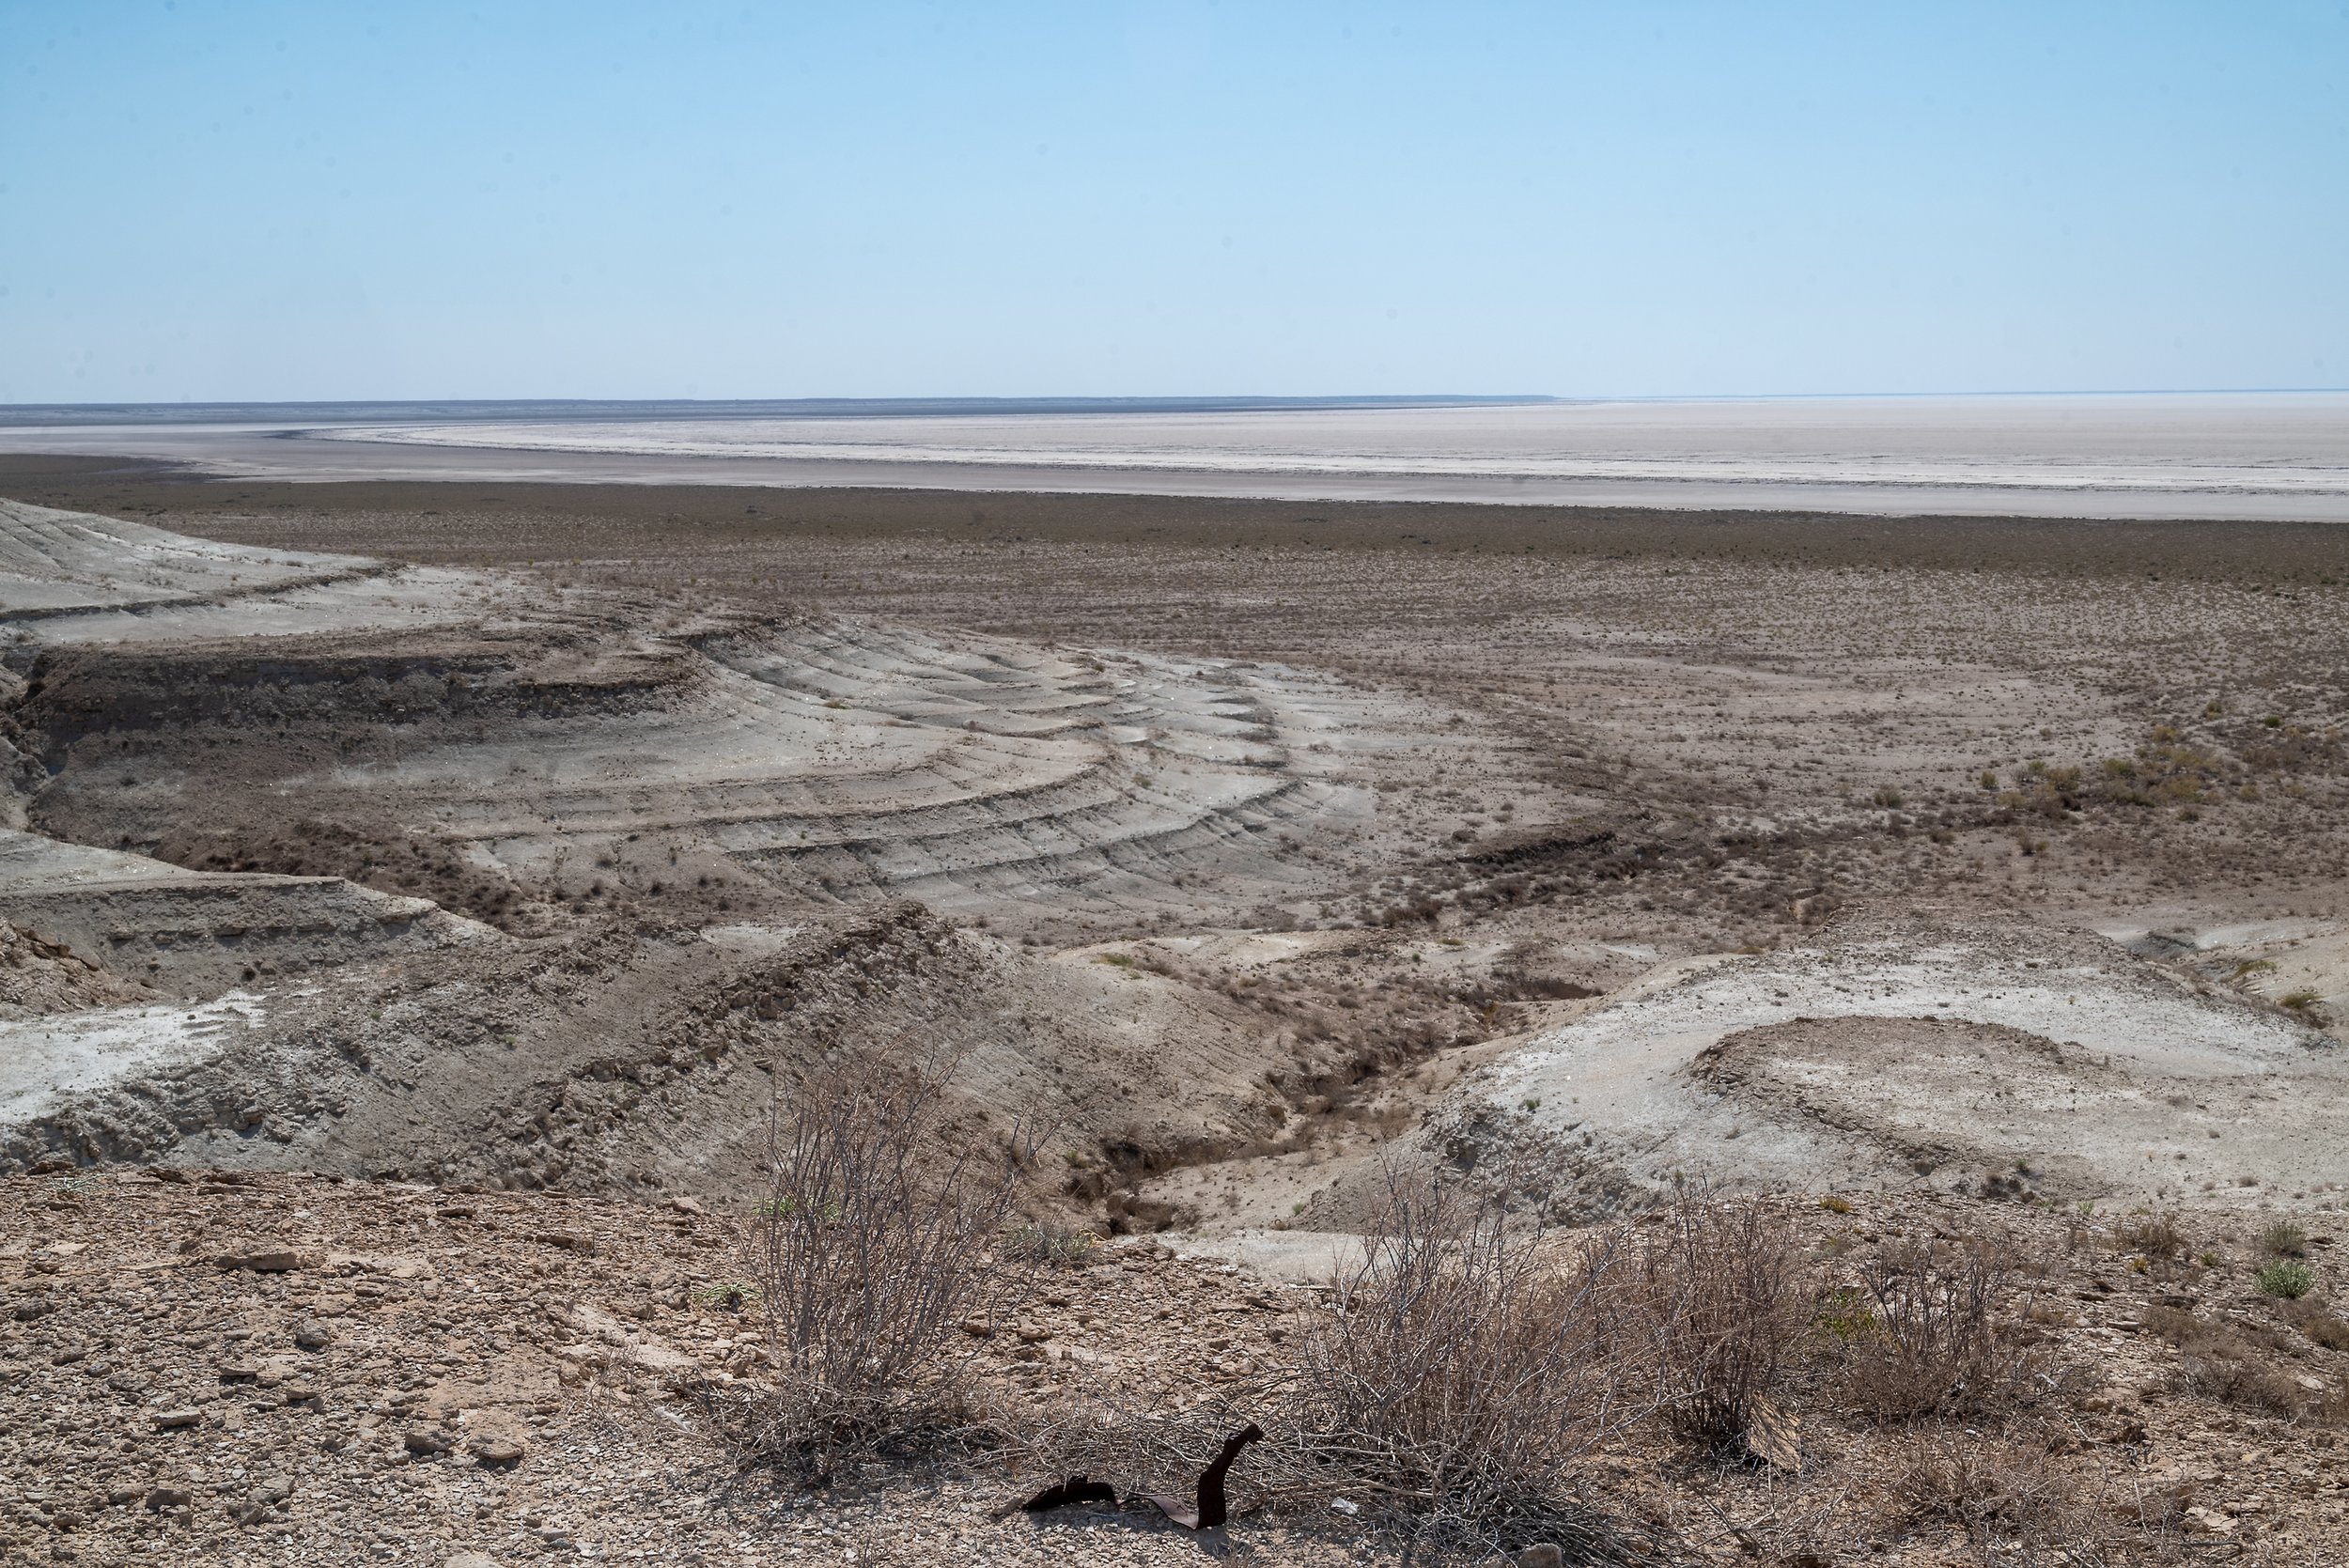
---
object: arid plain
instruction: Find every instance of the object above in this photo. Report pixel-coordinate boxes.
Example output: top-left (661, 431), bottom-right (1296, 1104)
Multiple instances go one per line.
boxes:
top-left (1, 455), bottom-right (2345, 1566)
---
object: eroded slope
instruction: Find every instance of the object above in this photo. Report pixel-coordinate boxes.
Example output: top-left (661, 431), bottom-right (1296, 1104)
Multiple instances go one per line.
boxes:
top-left (0, 500), bottom-right (1406, 1189)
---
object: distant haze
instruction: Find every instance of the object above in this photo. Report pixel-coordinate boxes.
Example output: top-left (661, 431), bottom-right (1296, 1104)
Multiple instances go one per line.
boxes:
top-left (8, 392), bottom-right (2349, 521)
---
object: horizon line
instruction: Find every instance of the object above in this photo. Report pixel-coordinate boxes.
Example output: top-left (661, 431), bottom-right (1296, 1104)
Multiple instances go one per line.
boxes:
top-left (1, 385), bottom-right (2345, 428)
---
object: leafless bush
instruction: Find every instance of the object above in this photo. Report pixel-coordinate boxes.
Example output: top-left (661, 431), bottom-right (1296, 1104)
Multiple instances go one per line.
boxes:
top-left (1291, 1170), bottom-right (1665, 1534)
top-left (728, 1042), bottom-right (1028, 1475)
top-left (2178, 1347), bottom-right (2308, 1417)
top-left (2139, 1302), bottom-right (2324, 1417)
top-left (1630, 1193), bottom-right (1809, 1444)
top-left (1889, 1431), bottom-right (2096, 1566)
top-left (1662, 1471), bottom-right (1873, 1568)
top-left (2115, 1212), bottom-right (2187, 1260)
top-left (2284, 1297), bottom-right (2349, 1352)
top-left (2257, 1218), bottom-right (2309, 1258)
top-left (1841, 1238), bottom-right (2064, 1420)
top-left (2165, 1324), bottom-right (2315, 1419)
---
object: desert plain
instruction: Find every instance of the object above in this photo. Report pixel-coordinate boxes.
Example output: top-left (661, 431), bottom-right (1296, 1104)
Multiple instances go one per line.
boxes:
top-left (0, 454), bottom-right (2344, 1566)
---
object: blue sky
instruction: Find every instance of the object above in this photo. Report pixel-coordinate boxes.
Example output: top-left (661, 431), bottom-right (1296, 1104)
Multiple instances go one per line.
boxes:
top-left (3, 1), bottom-right (2344, 402)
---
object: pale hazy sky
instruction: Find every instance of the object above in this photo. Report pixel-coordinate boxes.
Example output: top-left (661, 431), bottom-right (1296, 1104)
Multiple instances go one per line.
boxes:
top-left (3, 2), bottom-right (2345, 403)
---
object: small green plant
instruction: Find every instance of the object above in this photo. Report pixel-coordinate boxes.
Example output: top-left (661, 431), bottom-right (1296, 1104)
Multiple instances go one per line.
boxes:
top-left (1819, 1195), bottom-right (1854, 1215)
top-left (693, 1281), bottom-right (756, 1311)
top-left (1978, 770), bottom-right (1998, 790)
top-left (2257, 1219), bottom-right (2308, 1258)
top-left (1002, 1221), bottom-right (1097, 1268)
top-left (2229, 958), bottom-right (2278, 981)
top-left (2279, 988), bottom-right (2323, 1012)
top-left (1872, 784), bottom-right (1905, 808)
top-left (1814, 1284), bottom-right (1877, 1341)
top-left (2255, 1260), bottom-right (2313, 1299)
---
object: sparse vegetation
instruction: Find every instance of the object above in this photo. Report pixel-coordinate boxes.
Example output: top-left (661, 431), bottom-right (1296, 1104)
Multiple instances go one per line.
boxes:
top-left (2149, 1302), bottom-right (2321, 1415)
top-left (1292, 1172), bottom-right (1662, 1529)
top-left (12, 470), bottom-right (2349, 1560)
top-left (1634, 1192), bottom-right (1810, 1444)
top-left (2256, 1258), bottom-right (2315, 1299)
top-left (730, 1044), bottom-right (1028, 1474)
top-left (1888, 1431), bottom-right (2087, 1560)
top-left (1002, 1219), bottom-right (1098, 1269)
top-left (2116, 1212), bottom-right (2186, 1260)
top-left (1839, 1238), bottom-right (2061, 1419)
top-left (2284, 1298), bottom-right (2349, 1351)
top-left (2258, 1218), bottom-right (2309, 1258)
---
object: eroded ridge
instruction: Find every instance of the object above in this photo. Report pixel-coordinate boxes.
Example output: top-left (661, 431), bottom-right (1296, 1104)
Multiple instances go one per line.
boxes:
top-left (5, 502), bottom-right (1375, 939)
top-left (0, 501), bottom-right (1397, 1180)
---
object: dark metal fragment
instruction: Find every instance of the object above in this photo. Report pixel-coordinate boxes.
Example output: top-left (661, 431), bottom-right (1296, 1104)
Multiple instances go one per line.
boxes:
top-left (1146, 1422), bottom-right (1264, 1530)
top-left (1019, 1475), bottom-right (1118, 1514)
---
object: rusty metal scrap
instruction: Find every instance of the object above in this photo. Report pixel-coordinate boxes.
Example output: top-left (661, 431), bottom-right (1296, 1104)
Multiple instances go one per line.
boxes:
top-left (1144, 1422), bottom-right (1265, 1530)
top-left (1018, 1474), bottom-right (1119, 1514)
top-left (1017, 1421), bottom-right (1267, 1531)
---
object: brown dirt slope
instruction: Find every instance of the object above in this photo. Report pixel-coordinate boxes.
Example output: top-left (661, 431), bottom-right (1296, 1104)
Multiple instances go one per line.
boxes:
top-left (0, 920), bottom-right (152, 1019)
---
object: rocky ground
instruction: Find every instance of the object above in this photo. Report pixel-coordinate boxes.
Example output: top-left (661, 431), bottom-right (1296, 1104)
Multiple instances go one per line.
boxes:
top-left (3, 1172), bottom-right (2346, 1566)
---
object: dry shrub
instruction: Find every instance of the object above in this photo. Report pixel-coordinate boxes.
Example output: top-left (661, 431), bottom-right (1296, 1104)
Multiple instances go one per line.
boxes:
top-left (728, 1042), bottom-right (1027, 1475)
top-left (1012, 1180), bottom-right (1793, 1558)
top-left (2284, 1297), bottom-right (2349, 1352)
top-left (1630, 1193), bottom-right (1810, 1443)
top-left (1292, 1171), bottom-right (1664, 1536)
top-left (2137, 1303), bottom-right (2201, 1345)
top-left (2180, 1349), bottom-right (2309, 1418)
top-left (2114, 1212), bottom-right (2186, 1261)
top-left (1001, 1219), bottom-right (1098, 1269)
top-left (1889, 1431), bottom-right (2117, 1566)
top-left (1842, 1238), bottom-right (2063, 1420)
top-left (2141, 1301), bottom-right (2330, 1416)
top-left (2256, 1218), bottom-right (2308, 1258)
top-left (2172, 1331), bottom-right (2313, 1419)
